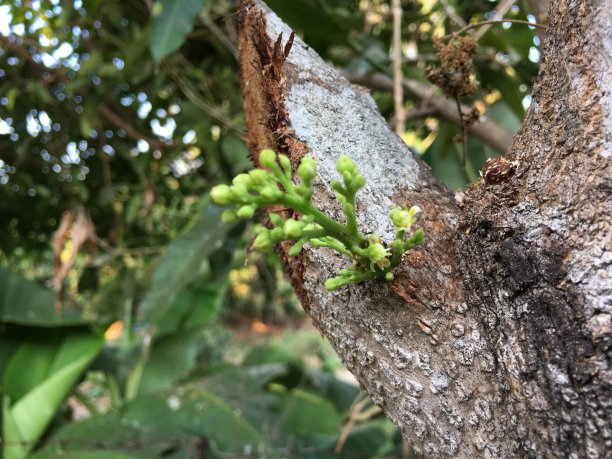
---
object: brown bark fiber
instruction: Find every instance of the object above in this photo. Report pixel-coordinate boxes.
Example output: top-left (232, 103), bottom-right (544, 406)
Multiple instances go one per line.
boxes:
top-left (237, 1), bottom-right (611, 457)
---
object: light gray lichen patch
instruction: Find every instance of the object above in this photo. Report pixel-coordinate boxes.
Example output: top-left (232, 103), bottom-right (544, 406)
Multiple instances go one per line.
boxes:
top-left (263, 2), bottom-right (421, 243)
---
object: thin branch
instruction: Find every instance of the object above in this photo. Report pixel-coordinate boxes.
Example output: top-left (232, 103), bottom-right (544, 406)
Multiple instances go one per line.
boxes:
top-left (391, 0), bottom-right (405, 136)
top-left (200, 13), bottom-right (239, 60)
top-left (474, 0), bottom-right (517, 40)
top-left (99, 104), bottom-right (171, 150)
top-left (526, 0), bottom-right (549, 42)
top-left (453, 93), bottom-right (468, 171)
top-left (404, 106), bottom-right (438, 120)
top-left (443, 18), bottom-right (546, 41)
top-left (163, 59), bottom-right (245, 135)
top-left (344, 71), bottom-right (514, 153)
top-left (439, 0), bottom-right (466, 27)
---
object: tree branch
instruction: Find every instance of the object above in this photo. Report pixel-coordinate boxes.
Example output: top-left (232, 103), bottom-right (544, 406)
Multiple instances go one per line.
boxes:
top-left (238, 2), bottom-right (511, 456)
top-left (345, 71), bottom-right (514, 154)
top-left (238, 0), bottom-right (610, 457)
top-left (391, 0), bottom-right (405, 136)
top-left (98, 104), bottom-right (171, 150)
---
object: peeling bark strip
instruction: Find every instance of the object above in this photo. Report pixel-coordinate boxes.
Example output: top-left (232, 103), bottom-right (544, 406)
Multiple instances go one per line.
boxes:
top-left (238, 1), bottom-right (611, 457)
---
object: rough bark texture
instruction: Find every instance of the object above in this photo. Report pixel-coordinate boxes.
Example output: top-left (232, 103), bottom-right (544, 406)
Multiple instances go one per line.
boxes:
top-left (237, 1), bottom-right (611, 457)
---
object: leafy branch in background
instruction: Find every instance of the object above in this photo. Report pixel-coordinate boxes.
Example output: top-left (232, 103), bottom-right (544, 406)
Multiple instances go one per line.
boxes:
top-left (211, 150), bottom-right (424, 291)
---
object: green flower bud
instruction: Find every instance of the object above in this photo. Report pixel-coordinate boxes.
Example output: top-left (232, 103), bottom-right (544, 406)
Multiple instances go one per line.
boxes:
top-left (342, 203), bottom-right (354, 216)
top-left (269, 213), bottom-right (284, 226)
top-left (405, 228), bottom-right (425, 248)
top-left (295, 183), bottom-right (309, 197)
top-left (253, 231), bottom-right (273, 252)
top-left (385, 272), bottom-right (394, 281)
top-left (325, 277), bottom-right (343, 291)
top-left (260, 185), bottom-right (282, 201)
top-left (288, 238), bottom-right (306, 256)
top-left (270, 227), bottom-right (285, 240)
top-left (232, 173), bottom-right (252, 187)
top-left (221, 210), bottom-right (238, 223)
top-left (409, 205), bottom-right (422, 219)
top-left (331, 180), bottom-right (344, 193)
top-left (231, 183), bottom-right (249, 200)
top-left (237, 205), bottom-right (256, 219)
top-left (392, 238), bottom-right (404, 253)
top-left (353, 174), bottom-right (366, 189)
top-left (210, 184), bottom-right (232, 205)
top-left (259, 149), bottom-right (277, 168)
top-left (336, 155), bottom-right (357, 175)
top-left (279, 154), bottom-right (292, 175)
top-left (365, 235), bottom-right (391, 271)
top-left (390, 207), bottom-right (412, 229)
top-left (249, 169), bottom-right (270, 187)
top-left (367, 242), bottom-right (389, 263)
top-left (297, 157), bottom-right (316, 181)
top-left (283, 218), bottom-right (304, 238)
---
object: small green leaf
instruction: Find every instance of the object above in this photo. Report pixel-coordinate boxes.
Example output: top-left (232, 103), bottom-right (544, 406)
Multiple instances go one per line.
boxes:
top-left (137, 329), bottom-right (201, 394)
top-left (279, 389), bottom-right (343, 434)
top-left (149, 0), bottom-right (207, 63)
top-left (138, 203), bottom-right (236, 324)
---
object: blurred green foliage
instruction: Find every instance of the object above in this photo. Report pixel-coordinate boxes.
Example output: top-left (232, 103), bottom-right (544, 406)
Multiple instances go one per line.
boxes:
top-left (0, 0), bottom-right (540, 457)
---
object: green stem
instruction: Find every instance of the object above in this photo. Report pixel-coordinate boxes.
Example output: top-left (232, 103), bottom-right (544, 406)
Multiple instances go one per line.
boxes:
top-left (269, 161), bottom-right (294, 193)
top-left (74, 388), bottom-right (101, 416)
top-left (282, 195), bottom-right (365, 248)
top-left (311, 237), bottom-right (355, 259)
top-left (300, 229), bottom-right (329, 240)
top-left (106, 373), bottom-right (123, 408)
top-left (344, 188), bottom-right (359, 239)
top-left (327, 270), bottom-right (379, 290)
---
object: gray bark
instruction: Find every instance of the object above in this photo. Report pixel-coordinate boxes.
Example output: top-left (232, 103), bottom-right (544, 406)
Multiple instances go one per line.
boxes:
top-left (237, 1), bottom-right (611, 457)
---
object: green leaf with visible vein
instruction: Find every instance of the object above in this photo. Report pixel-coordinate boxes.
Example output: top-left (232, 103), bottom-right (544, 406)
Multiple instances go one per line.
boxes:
top-left (0, 267), bottom-right (87, 326)
top-left (149, 0), bottom-right (207, 62)
top-left (138, 203), bottom-right (236, 324)
top-left (2, 330), bottom-right (103, 459)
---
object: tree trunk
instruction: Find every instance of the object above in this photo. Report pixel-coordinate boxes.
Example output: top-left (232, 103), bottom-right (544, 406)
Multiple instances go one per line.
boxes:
top-left (237, 1), bottom-right (611, 457)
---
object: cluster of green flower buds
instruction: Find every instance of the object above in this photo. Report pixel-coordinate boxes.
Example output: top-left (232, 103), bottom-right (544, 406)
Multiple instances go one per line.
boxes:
top-left (210, 149), bottom-right (424, 291)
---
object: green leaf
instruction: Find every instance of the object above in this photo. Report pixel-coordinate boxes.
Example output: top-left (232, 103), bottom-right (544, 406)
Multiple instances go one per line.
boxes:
top-left (479, 67), bottom-right (525, 119)
top-left (2, 398), bottom-right (29, 459)
top-left (149, 0), bottom-right (207, 63)
top-left (122, 388), bottom-right (262, 452)
top-left (243, 344), bottom-right (302, 367)
top-left (0, 267), bottom-right (88, 326)
top-left (138, 203), bottom-right (236, 325)
top-left (37, 386), bottom-right (262, 457)
top-left (335, 420), bottom-right (400, 458)
top-left (34, 451), bottom-right (141, 459)
top-left (487, 101), bottom-right (522, 134)
top-left (277, 389), bottom-right (343, 435)
top-left (155, 281), bottom-right (227, 336)
top-left (305, 369), bottom-right (359, 413)
top-left (422, 122), bottom-right (469, 190)
top-left (137, 329), bottom-right (201, 395)
top-left (30, 414), bottom-right (175, 459)
top-left (2, 330), bottom-right (103, 459)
